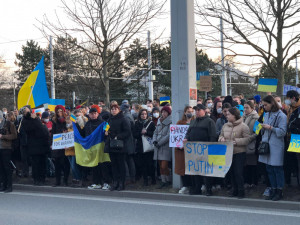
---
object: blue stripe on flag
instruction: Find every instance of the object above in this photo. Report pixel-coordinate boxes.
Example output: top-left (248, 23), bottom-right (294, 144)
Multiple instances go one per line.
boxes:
top-left (53, 134), bottom-right (62, 139)
top-left (73, 122), bottom-right (105, 149)
top-left (160, 96), bottom-right (170, 101)
top-left (258, 78), bottom-right (278, 86)
top-left (208, 145), bottom-right (227, 155)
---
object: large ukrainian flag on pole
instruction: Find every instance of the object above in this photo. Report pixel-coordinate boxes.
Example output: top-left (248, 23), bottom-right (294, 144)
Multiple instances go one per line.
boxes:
top-left (73, 122), bottom-right (110, 167)
top-left (17, 56), bottom-right (50, 109)
top-left (257, 78), bottom-right (278, 93)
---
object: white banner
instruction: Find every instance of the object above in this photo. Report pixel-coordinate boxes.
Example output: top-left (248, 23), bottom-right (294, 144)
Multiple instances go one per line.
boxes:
top-left (52, 131), bottom-right (74, 150)
top-left (169, 124), bottom-right (189, 148)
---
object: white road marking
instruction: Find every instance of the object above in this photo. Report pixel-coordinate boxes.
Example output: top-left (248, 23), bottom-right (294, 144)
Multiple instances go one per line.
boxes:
top-left (3, 191), bottom-right (300, 218)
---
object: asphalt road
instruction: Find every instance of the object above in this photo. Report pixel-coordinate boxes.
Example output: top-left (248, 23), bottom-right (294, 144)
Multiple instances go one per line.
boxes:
top-left (0, 191), bottom-right (299, 225)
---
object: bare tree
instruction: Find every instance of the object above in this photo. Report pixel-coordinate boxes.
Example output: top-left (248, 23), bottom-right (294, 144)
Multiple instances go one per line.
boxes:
top-left (38, 0), bottom-right (165, 104)
top-left (195, 0), bottom-right (300, 95)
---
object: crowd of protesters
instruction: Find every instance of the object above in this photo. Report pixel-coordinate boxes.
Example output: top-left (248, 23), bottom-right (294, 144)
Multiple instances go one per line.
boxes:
top-left (0, 91), bottom-right (299, 202)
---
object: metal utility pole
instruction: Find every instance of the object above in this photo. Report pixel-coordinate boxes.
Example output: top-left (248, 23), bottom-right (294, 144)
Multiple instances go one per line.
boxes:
top-left (220, 16), bottom-right (227, 96)
top-left (13, 74), bottom-right (16, 109)
top-left (50, 36), bottom-right (55, 99)
top-left (171, 0), bottom-right (197, 188)
top-left (72, 91), bottom-right (76, 108)
top-left (148, 31), bottom-right (153, 101)
top-left (296, 57), bottom-right (299, 85)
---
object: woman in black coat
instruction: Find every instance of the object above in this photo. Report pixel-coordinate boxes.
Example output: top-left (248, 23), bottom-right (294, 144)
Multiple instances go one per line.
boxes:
top-left (133, 109), bottom-right (156, 186)
top-left (105, 104), bottom-right (131, 191)
top-left (51, 105), bottom-right (70, 186)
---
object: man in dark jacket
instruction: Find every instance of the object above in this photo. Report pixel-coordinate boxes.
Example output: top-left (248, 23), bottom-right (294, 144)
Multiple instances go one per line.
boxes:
top-left (84, 106), bottom-right (111, 190)
top-left (22, 107), bottom-right (50, 185)
top-left (184, 104), bottom-right (217, 196)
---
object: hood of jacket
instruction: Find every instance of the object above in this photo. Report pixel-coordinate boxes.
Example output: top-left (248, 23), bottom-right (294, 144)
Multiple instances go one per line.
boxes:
top-left (227, 117), bottom-right (243, 127)
top-left (161, 115), bottom-right (172, 126)
top-left (243, 109), bottom-right (259, 120)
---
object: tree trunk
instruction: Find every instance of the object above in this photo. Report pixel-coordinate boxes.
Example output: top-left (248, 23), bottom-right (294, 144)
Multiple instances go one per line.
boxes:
top-left (276, 1), bottom-right (284, 96)
top-left (102, 48), bottom-right (110, 106)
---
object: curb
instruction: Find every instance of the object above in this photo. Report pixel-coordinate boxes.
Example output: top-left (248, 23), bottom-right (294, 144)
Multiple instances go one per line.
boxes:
top-left (14, 184), bottom-right (300, 211)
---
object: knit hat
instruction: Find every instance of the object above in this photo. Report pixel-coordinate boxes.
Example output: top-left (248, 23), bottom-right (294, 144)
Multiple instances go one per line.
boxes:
top-left (42, 111), bottom-right (49, 119)
top-left (161, 106), bottom-right (171, 115)
top-left (55, 105), bottom-right (66, 113)
top-left (75, 105), bottom-right (81, 109)
top-left (90, 104), bottom-right (101, 113)
top-left (120, 103), bottom-right (129, 111)
top-left (254, 95), bottom-right (261, 104)
top-left (122, 99), bottom-right (129, 105)
top-left (89, 108), bottom-right (98, 113)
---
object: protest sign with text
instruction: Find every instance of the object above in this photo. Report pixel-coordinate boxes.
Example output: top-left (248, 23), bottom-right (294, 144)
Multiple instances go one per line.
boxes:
top-left (169, 125), bottom-right (189, 148)
top-left (184, 141), bottom-right (233, 177)
top-left (287, 134), bottom-right (300, 153)
top-left (52, 131), bottom-right (74, 150)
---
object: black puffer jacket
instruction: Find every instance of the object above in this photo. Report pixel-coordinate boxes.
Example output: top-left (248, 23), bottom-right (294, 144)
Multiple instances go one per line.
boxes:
top-left (52, 119), bottom-right (67, 158)
top-left (104, 112), bottom-right (131, 153)
top-left (22, 116), bottom-right (50, 155)
top-left (133, 119), bottom-right (156, 153)
top-left (83, 117), bottom-right (104, 137)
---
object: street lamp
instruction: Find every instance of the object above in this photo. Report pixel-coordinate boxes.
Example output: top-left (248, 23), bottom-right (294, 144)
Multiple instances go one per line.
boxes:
top-left (207, 8), bottom-right (227, 96)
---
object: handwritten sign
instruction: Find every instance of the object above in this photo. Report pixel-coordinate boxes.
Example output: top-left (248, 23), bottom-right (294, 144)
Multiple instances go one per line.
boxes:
top-left (287, 134), bottom-right (300, 153)
top-left (52, 131), bottom-right (74, 150)
top-left (169, 125), bottom-right (189, 148)
top-left (184, 142), bottom-right (233, 177)
top-left (198, 76), bottom-right (212, 92)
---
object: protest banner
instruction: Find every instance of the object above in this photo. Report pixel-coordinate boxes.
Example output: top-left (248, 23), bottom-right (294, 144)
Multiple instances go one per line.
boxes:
top-left (283, 84), bottom-right (300, 95)
top-left (198, 76), bottom-right (212, 92)
top-left (287, 134), bottom-right (300, 153)
top-left (169, 124), bottom-right (189, 148)
top-left (184, 141), bottom-right (233, 177)
top-left (52, 131), bottom-right (74, 150)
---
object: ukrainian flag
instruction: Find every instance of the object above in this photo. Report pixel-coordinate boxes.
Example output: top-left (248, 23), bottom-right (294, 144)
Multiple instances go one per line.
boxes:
top-left (53, 134), bottom-right (62, 142)
top-left (70, 114), bottom-right (77, 123)
top-left (253, 121), bottom-right (262, 135)
top-left (73, 122), bottom-right (110, 167)
top-left (208, 144), bottom-right (226, 166)
top-left (160, 96), bottom-right (171, 104)
top-left (17, 56), bottom-right (50, 109)
top-left (47, 99), bottom-right (65, 112)
top-left (257, 78), bottom-right (278, 93)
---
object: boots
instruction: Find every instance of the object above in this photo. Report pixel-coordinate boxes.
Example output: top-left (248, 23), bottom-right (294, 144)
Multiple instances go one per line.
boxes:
top-left (272, 189), bottom-right (283, 201)
top-left (237, 190), bottom-right (245, 199)
top-left (110, 181), bottom-right (119, 191)
top-left (117, 182), bottom-right (125, 191)
top-left (228, 189), bottom-right (238, 197)
top-left (4, 186), bottom-right (12, 193)
top-left (265, 188), bottom-right (276, 200)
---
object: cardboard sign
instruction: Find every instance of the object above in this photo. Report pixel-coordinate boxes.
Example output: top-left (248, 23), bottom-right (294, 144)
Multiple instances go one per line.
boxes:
top-left (287, 134), bottom-right (300, 153)
top-left (52, 131), bottom-right (74, 150)
top-left (169, 125), bottom-right (189, 148)
top-left (184, 141), bottom-right (233, 177)
top-left (198, 76), bottom-right (212, 92)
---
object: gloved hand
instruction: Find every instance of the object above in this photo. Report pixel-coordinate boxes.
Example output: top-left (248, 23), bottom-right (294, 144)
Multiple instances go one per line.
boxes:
top-left (153, 141), bottom-right (160, 148)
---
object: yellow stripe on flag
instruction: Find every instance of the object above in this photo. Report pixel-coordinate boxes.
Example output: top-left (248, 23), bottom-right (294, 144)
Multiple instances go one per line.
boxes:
top-left (257, 84), bottom-right (277, 93)
top-left (208, 155), bottom-right (226, 166)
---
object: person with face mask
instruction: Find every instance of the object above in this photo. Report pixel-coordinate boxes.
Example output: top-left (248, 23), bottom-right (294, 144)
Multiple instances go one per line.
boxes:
top-left (52, 105), bottom-right (70, 187)
top-left (210, 101), bottom-right (223, 122)
top-left (285, 90), bottom-right (300, 188)
top-left (41, 111), bottom-right (53, 136)
top-left (151, 107), bottom-right (160, 126)
top-left (273, 95), bottom-right (287, 115)
top-left (175, 106), bottom-right (194, 194)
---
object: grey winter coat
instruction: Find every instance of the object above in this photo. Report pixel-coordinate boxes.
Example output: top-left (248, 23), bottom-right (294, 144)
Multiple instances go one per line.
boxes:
top-left (258, 110), bottom-right (287, 166)
top-left (153, 115), bottom-right (172, 161)
top-left (243, 110), bottom-right (259, 165)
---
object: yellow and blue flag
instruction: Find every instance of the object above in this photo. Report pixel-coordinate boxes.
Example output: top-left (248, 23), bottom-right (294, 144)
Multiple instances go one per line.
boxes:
top-left (73, 122), bottom-right (110, 167)
top-left (287, 134), bottom-right (300, 153)
top-left (53, 134), bottom-right (62, 142)
top-left (257, 78), bottom-right (278, 93)
top-left (70, 114), bottom-right (77, 123)
top-left (47, 99), bottom-right (65, 112)
top-left (253, 121), bottom-right (262, 135)
top-left (103, 122), bottom-right (110, 132)
top-left (17, 56), bottom-right (50, 109)
top-left (208, 144), bottom-right (226, 166)
top-left (160, 96), bottom-right (171, 104)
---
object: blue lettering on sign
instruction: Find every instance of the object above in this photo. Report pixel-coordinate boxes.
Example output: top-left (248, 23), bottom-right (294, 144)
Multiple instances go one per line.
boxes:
top-left (188, 160), bottom-right (213, 174)
top-left (186, 143), bottom-right (192, 154)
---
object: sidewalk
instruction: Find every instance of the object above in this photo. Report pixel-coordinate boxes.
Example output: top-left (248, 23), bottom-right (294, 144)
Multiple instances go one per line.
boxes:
top-left (13, 183), bottom-right (300, 211)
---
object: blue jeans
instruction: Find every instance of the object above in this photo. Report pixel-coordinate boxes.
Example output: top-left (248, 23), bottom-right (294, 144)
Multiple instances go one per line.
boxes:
top-left (266, 165), bottom-right (284, 189)
top-left (67, 156), bottom-right (81, 180)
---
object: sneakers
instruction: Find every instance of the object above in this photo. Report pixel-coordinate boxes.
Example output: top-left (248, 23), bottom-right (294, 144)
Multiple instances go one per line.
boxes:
top-left (102, 183), bottom-right (111, 190)
top-left (201, 185), bottom-right (206, 192)
top-left (263, 187), bottom-right (271, 197)
top-left (178, 187), bottom-right (189, 194)
top-left (88, 184), bottom-right (102, 189)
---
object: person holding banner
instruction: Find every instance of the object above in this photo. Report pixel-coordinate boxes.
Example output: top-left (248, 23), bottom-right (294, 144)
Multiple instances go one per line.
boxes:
top-left (184, 104), bottom-right (217, 196)
top-left (133, 109), bottom-right (156, 186)
top-left (175, 106), bottom-right (194, 194)
top-left (285, 90), bottom-right (300, 187)
top-left (258, 95), bottom-right (287, 201)
top-left (219, 107), bottom-right (250, 198)
top-left (243, 101), bottom-right (259, 187)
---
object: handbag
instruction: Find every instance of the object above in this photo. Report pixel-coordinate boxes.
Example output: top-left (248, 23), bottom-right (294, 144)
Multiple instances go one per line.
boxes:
top-left (109, 137), bottom-right (124, 150)
top-left (142, 121), bottom-right (154, 153)
top-left (258, 113), bottom-right (279, 155)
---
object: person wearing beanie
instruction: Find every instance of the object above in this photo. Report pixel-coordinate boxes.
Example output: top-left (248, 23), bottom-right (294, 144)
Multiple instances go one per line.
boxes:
top-left (52, 105), bottom-right (70, 187)
top-left (153, 106), bottom-right (172, 188)
top-left (41, 111), bottom-right (53, 136)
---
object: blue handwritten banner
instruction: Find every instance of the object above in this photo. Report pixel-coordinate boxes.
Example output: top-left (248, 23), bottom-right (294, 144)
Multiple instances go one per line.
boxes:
top-left (184, 142), bottom-right (233, 177)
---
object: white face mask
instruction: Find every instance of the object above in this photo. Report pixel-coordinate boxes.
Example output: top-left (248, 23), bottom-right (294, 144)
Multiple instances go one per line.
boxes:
top-left (217, 108), bottom-right (222, 114)
top-left (131, 109), bottom-right (136, 115)
top-left (284, 99), bottom-right (291, 106)
top-left (153, 113), bottom-right (159, 118)
top-left (147, 107), bottom-right (152, 112)
top-left (43, 119), bottom-right (49, 123)
top-left (277, 102), bottom-right (282, 108)
top-left (207, 103), bottom-right (213, 108)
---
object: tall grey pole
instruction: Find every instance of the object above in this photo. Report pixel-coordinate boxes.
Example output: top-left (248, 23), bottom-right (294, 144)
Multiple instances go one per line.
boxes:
top-left (148, 31), bottom-right (153, 101)
top-left (50, 36), bottom-right (55, 99)
top-left (296, 57), bottom-right (299, 85)
top-left (72, 91), bottom-right (76, 108)
top-left (220, 16), bottom-right (227, 96)
top-left (171, 0), bottom-right (197, 188)
top-left (13, 74), bottom-right (16, 109)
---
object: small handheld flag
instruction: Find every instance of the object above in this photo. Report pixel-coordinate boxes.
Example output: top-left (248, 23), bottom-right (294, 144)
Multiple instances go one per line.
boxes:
top-left (103, 122), bottom-right (110, 132)
top-left (253, 121), bottom-right (262, 135)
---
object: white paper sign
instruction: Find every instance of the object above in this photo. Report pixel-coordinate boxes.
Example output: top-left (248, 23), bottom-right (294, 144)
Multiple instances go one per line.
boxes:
top-left (52, 131), bottom-right (74, 150)
top-left (169, 124), bottom-right (189, 148)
